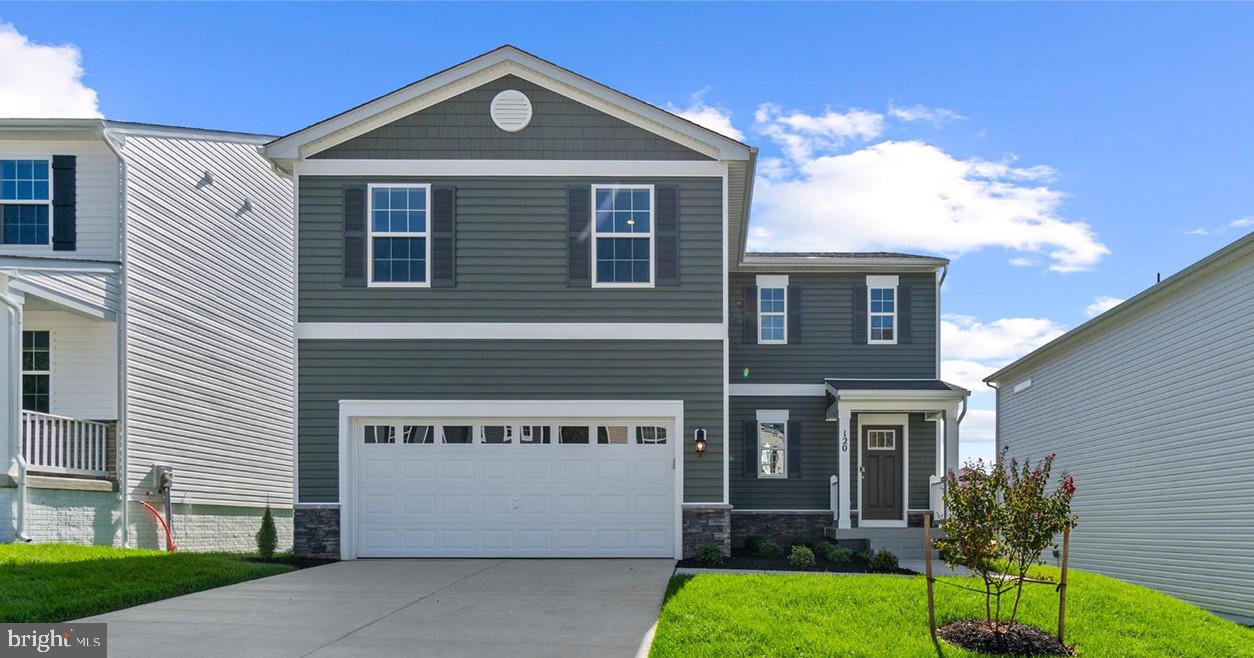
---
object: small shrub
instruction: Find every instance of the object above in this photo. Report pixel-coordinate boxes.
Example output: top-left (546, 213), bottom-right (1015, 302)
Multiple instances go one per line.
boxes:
top-left (693, 543), bottom-right (725, 565)
top-left (787, 545), bottom-right (816, 568)
top-left (788, 536), bottom-right (813, 550)
top-left (816, 542), bottom-right (854, 563)
top-left (867, 549), bottom-right (899, 573)
top-left (256, 505), bottom-right (277, 559)
top-left (755, 540), bottom-right (785, 559)
top-left (744, 535), bottom-right (768, 553)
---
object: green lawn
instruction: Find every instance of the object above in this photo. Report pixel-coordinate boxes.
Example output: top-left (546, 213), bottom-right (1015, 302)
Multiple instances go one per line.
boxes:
top-left (651, 566), bottom-right (1254, 657)
top-left (0, 543), bottom-right (296, 623)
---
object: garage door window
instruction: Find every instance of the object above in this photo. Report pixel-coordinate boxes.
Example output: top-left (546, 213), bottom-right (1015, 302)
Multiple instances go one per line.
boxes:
top-left (442, 426), bottom-right (473, 444)
top-left (521, 425), bottom-right (551, 444)
top-left (402, 425), bottom-right (434, 444)
top-left (597, 426), bottom-right (629, 444)
top-left (560, 426), bottom-right (590, 444)
top-left (481, 425), bottom-right (514, 444)
top-left (636, 426), bottom-right (668, 444)
top-left (364, 425), bottom-right (396, 444)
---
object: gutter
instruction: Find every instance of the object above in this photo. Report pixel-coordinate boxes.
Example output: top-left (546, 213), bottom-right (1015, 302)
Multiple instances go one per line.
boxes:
top-left (101, 122), bottom-right (131, 548)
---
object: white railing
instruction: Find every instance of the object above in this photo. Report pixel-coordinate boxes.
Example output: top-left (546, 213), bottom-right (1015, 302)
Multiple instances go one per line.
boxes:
top-left (20, 410), bottom-right (110, 477)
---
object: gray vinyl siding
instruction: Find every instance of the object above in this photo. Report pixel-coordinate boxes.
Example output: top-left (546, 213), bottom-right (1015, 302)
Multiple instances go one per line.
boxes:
top-left (994, 246), bottom-right (1254, 623)
top-left (907, 414), bottom-right (936, 510)
top-left (122, 135), bottom-right (295, 508)
top-left (298, 176), bottom-right (723, 322)
top-left (729, 272), bottom-right (937, 383)
top-left (298, 339), bottom-right (723, 503)
top-left (314, 75), bottom-right (710, 161)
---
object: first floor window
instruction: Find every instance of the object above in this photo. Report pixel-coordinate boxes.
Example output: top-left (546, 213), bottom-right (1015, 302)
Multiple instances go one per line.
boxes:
top-left (592, 185), bottom-right (652, 285)
top-left (869, 286), bottom-right (896, 343)
top-left (2, 159), bottom-right (51, 246)
top-left (758, 421), bottom-right (786, 478)
top-left (369, 184), bottom-right (429, 285)
top-left (759, 287), bottom-right (786, 343)
top-left (21, 330), bottom-right (49, 413)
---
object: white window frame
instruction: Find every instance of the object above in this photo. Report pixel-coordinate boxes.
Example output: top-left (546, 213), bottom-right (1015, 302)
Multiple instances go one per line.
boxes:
top-left (756, 275), bottom-right (788, 345)
top-left (1, 156), bottom-right (53, 248)
top-left (366, 182), bottom-right (432, 288)
top-left (590, 184), bottom-right (655, 288)
top-left (866, 428), bottom-right (896, 451)
top-left (756, 409), bottom-right (789, 479)
top-left (866, 275), bottom-right (899, 345)
top-left (20, 329), bottom-right (51, 413)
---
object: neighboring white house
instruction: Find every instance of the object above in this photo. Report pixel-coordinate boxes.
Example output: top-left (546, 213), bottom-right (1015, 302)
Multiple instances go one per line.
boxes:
top-left (0, 119), bottom-right (294, 552)
top-left (986, 231), bottom-right (1254, 624)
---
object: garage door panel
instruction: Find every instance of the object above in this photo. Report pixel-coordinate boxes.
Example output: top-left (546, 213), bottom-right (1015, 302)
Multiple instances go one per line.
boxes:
top-left (403, 494), bottom-right (435, 514)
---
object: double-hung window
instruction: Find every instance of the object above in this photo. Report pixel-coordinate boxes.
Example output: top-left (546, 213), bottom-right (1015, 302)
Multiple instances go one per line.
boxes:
top-left (756, 274), bottom-right (789, 344)
top-left (1, 159), bottom-right (51, 245)
top-left (368, 184), bottom-right (430, 286)
top-left (22, 331), bottom-right (50, 413)
top-left (592, 184), bottom-right (653, 287)
top-left (867, 276), bottom-right (897, 344)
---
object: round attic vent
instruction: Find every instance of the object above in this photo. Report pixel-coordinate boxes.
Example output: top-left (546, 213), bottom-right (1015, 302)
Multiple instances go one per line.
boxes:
top-left (490, 89), bottom-right (533, 132)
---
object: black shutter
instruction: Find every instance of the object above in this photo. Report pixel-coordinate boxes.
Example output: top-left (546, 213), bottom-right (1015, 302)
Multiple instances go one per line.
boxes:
top-left (567, 186), bottom-right (591, 286)
top-left (787, 286), bottom-right (802, 344)
top-left (897, 284), bottom-right (913, 344)
top-left (852, 286), bottom-right (868, 344)
top-left (51, 155), bottom-right (76, 251)
top-left (742, 421), bottom-right (757, 477)
top-left (788, 420), bottom-right (802, 477)
top-left (342, 186), bottom-right (366, 287)
top-left (655, 185), bottom-right (679, 286)
top-left (431, 186), bottom-right (456, 287)
top-left (741, 286), bottom-right (758, 344)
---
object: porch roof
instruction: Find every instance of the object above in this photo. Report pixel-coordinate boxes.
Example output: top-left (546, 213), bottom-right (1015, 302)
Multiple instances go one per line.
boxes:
top-left (824, 379), bottom-right (968, 419)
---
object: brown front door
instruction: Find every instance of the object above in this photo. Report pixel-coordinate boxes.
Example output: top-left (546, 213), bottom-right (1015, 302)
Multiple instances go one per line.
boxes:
top-left (862, 425), bottom-right (904, 521)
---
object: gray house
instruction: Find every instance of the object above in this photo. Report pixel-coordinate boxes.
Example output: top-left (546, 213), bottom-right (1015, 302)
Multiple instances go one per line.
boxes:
top-left (266, 46), bottom-right (968, 560)
top-left (986, 231), bottom-right (1254, 623)
top-left (1, 119), bottom-right (295, 551)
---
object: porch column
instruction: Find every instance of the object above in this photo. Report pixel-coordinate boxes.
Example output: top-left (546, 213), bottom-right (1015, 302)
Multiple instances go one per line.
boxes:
top-left (837, 403), bottom-right (852, 529)
top-left (943, 402), bottom-right (961, 476)
top-left (0, 273), bottom-right (22, 477)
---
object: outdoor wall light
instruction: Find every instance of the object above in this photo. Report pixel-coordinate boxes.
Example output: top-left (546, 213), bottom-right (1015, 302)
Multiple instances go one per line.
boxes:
top-left (694, 428), bottom-right (708, 457)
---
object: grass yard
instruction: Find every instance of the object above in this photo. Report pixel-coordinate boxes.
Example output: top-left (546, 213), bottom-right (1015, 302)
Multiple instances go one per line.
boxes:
top-left (0, 543), bottom-right (296, 623)
top-left (651, 566), bottom-right (1254, 657)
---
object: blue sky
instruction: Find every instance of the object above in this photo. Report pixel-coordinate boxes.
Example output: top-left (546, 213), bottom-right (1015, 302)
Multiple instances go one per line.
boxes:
top-left (3, 3), bottom-right (1251, 461)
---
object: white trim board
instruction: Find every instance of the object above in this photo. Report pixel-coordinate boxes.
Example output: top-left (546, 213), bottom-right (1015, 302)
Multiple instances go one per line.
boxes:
top-left (299, 322), bottom-right (724, 341)
top-left (292, 159), bottom-right (725, 178)
top-left (730, 384), bottom-right (826, 397)
top-left (855, 413), bottom-right (909, 528)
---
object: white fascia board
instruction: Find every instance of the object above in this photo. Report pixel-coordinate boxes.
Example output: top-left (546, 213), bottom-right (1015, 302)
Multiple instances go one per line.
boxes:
top-left (293, 159), bottom-right (725, 178)
top-left (832, 388), bottom-right (969, 402)
top-left (339, 399), bottom-right (684, 422)
top-left (0, 258), bottom-right (119, 273)
top-left (729, 384), bottom-right (825, 397)
top-left (736, 258), bottom-right (946, 273)
top-left (265, 47), bottom-right (750, 162)
top-left (298, 322), bottom-right (724, 341)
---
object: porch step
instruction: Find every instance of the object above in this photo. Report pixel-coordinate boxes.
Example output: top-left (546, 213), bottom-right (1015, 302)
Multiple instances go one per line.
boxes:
top-left (823, 526), bottom-right (943, 561)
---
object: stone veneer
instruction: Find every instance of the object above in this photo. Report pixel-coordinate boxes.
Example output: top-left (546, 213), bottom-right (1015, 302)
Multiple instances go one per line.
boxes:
top-left (294, 505), bottom-right (341, 558)
top-left (730, 511), bottom-right (832, 549)
top-left (681, 504), bottom-right (731, 558)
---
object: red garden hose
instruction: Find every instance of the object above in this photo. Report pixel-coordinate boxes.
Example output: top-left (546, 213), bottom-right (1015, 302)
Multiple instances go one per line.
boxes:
top-left (141, 501), bottom-right (177, 552)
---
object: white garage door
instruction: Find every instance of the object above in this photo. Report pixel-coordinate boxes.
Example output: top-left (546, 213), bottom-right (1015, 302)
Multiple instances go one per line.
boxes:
top-left (351, 416), bottom-right (677, 558)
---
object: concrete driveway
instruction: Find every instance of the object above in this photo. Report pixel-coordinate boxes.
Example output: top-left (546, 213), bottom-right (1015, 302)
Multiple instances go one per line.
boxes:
top-left (82, 558), bottom-right (675, 658)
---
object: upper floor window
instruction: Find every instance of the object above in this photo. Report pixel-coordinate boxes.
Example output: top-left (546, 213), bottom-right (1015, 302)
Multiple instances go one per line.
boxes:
top-left (867, 275), bottom-right (897, 344)
top-left (759, 288), bottom-right (786, 343)
top-left (592, 185), bottom-right (653, 287)
top-left (1, 159), bottom-right (51, 245)
top-left (368, 184), bottom-right (429, 287)
top-left (22, 330), bottom-right (50, 413)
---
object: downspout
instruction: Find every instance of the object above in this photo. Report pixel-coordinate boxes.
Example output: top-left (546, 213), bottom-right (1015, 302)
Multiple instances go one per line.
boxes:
top-left (101, 123), bottom-right (131, 547)
top-left (0, 285), bottom-right (29, 541)
top-left (986, 381), bottom-right (999, 463)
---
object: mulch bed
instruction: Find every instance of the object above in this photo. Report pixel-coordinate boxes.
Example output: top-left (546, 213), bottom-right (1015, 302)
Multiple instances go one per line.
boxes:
top-left (937, 619), bottom-right (1073, 656)
top-left (678, 550), bottom-right (916, 575)
top-left (244, 555), bottom-right (337, 570)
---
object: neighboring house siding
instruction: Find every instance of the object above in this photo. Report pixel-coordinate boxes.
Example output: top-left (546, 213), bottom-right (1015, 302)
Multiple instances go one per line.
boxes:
top-left (996, 250), bottom-right (1254, 622)
top-left (122, 135), bottom-right (295, 508)
top-left (313, 75), bottom-right (710, 161)
top-left (729, 396), bottom-right (834, 510)
top-left (297, 339), bottom-right (723, 503)
top-left (297, 176), bottom-right (723, 322)
top-left (22, 306), bottom-right (117, 420)
top-left (0, 139), bottom-right (119, 261)
top-left (13, 271), bottom-right (120, 318)
top-left (729, 272), bottom-right (937, 383)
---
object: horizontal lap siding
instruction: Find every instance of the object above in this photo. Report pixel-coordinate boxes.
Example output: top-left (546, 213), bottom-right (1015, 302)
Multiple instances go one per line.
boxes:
top-left (298, 176), bottom-right (723, 322)
top-left (730, 396), bottom-right (834, 510)
top-left (123, 136), bottom-right (295, 508)
top-left (22, 307), bottom-right (117, 420)
top-left (298, 339), bottom-right (723, 503)
top-left (996, 252), bottom-right (1254, 622)
top-left (729, 272), bottom-right (937, 382)
top-left (14, 271), bottom-right (120, 317)
top-left (909, 413), bottom-right (936, 509)
top-left (314, 75), bottom-right (709, 161)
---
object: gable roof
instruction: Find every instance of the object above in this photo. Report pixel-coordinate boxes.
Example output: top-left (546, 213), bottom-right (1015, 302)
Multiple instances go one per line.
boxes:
top-left (264, 45), bottom-right (753, 162)
top-left (986, 230), bottom-right (1254, 384)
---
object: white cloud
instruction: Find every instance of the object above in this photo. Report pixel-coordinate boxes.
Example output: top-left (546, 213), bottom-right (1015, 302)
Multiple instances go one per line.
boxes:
top-left (665, 88), bottom-right (744, 142)
top-left (0, 23), bottom-right (99, 118)
top-left (754, 103), bottom-right (884, 162)
top-left (941, 359), bottom-right (996, 393)
top-left (1084, 295), bottom-right (1124, 318)
top-left (749, 135), bottom-right (1109, 272)
top-left (1185, 227), bottom-right (1211, 236)
top-left (1231, 217), bottom-right (1254, 229)
top-left (887, 103), bottom-right (964, 126)
top-left (941, 313), bottom-right (1066, 362)
top-left (1009, 257), bottom-right (1035, 267)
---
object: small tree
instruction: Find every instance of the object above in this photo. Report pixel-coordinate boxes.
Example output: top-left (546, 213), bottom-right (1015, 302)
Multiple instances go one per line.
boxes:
top-left (935, 449), bottom-right (1076, 629)
top-left (256, 505), bottom-right (278, 559)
